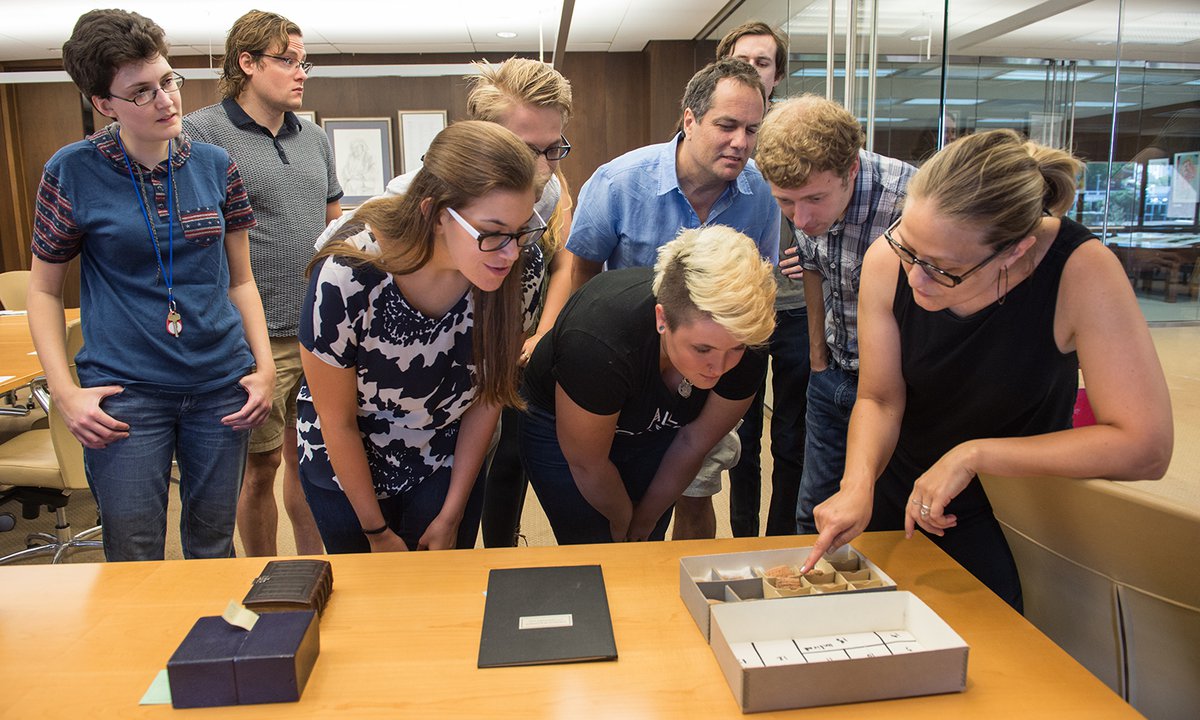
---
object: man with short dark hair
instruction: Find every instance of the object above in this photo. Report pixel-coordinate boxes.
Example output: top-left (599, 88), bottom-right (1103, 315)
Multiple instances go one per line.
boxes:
top-left (184, 10), bottom-right (342, 557)
top-left (756, 95), bottom-right (916, 535)
top-left (567, 58), bottom-right (779, 539)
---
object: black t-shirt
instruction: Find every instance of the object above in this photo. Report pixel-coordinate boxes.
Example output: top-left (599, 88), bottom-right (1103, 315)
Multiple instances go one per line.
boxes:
top-left (522, 267), bottom-right (766, 436)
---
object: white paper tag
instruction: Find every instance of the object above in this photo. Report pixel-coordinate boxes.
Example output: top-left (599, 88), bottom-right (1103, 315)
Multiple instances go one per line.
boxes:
top-left (847, 645), bottom-right (892, 659)
top-left (518, 613), bottom-right (573, 630)
top-left (728, 642), bottom-right (765, 668)
top-left (221, 599), bottom-right (259, 632)
top-left (876, 629), bottom-right (916, 643)
top-left (752, 639), bottom-right (807, 666)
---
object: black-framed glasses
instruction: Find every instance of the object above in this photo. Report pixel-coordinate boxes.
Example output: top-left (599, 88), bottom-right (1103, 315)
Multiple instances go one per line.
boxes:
top-left (884, 217), bottom-right (1017, 288)
top-left (528, 136), bottom-right (571, 161)
top-left (109, 72), bottom-right (184, 107)
top-left (253, 53), bottom-right (314, 73)
top-left (446, 207), bottom-right (547, 252)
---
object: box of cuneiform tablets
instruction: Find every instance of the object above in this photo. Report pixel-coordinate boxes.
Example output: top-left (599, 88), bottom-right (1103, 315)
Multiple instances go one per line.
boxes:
top-left (710, 591), bottom-right (969, 713)
top-left (679, 544), bottom-right (897, 641)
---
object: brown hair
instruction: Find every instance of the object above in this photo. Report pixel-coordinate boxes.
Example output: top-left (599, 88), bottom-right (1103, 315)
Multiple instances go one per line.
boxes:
top-left (756, 95), bottom-right (864, 189)
top-left (715, 21), bottom-right (788, 86)
top-left (908, 129), bottom-right (1083, 248)
top-left (219, 10), bottom-right (302, 100)
top-left (311, 121), bottom-right (535, 408)
top-left (467, 58), bottom-right (573, 125)
top-left (680, 58), bottom-right (766, 121)
top-left (62, 9), bottom-right (169, 102)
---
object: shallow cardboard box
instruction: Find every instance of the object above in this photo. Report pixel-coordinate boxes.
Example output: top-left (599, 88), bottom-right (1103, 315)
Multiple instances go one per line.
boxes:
top-left (679, 545), bottom-right (896, 641)
top-left (710, 591), bottom-right (968, 713)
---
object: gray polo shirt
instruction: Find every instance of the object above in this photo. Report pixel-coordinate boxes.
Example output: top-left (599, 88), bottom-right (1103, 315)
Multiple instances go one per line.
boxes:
top-left (183, 98), bottom-right (343, 337)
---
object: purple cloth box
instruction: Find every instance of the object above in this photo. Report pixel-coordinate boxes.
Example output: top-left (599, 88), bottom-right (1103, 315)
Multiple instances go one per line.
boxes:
top-left (167, 610), bottom-right (319, 708)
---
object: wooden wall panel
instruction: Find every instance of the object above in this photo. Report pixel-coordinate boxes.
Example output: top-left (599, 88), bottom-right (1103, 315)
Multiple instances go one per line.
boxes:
top-left (2, 45), bottom-right (708, 275)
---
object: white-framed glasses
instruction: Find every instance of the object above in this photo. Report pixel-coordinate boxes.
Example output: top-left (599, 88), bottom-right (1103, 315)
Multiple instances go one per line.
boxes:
top-left (446, 207), bottom-right (547, 252)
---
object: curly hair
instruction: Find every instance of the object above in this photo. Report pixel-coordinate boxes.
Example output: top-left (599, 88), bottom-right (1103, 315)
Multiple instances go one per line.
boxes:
top-left (756, 95), bottom-right (864, 189)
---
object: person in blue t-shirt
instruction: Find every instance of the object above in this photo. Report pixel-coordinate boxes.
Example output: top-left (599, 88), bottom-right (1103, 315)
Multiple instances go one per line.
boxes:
top-left (27, 10), bottom-right (274, 562)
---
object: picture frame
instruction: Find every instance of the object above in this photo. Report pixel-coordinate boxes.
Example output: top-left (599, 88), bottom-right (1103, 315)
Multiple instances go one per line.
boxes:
top-left (322, 117), bottom-right (394, 207)
top-left (294, 110), bottom-right (317, 124)
top-left (398, 110), bottom-right (448, 174)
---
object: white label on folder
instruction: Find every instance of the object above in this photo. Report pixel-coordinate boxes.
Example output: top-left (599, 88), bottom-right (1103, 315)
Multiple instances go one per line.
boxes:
top-left (728, 642), bottom-right (765, 668)
top-left (877, 629), bottom-right (916, 643)
top-left (519, 613), bottom-right (573, 630)
top-left (847, 645), bottom-right (892, 659)
top-left (804, 649), bottom-right (850, 662)
top-left (752, 639), bottom-right (807, 666)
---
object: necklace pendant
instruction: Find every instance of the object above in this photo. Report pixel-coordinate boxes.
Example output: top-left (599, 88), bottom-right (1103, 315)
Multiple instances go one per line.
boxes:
top-left (166, 309), bottom-right (183, 337)
top-left (677, 378), bottom-right (693, 398)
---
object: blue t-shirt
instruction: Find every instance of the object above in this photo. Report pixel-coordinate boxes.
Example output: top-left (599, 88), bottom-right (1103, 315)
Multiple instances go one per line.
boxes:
top-left (32, 126), bottom-right (257, 392)
top-left (566, 133), bottom-right (780, 268)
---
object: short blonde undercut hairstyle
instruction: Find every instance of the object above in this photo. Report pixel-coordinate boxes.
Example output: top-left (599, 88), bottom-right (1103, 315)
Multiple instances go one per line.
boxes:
top-left (652, 226), bottom-right (776, 347)
top-left (467, 58), bottom-right (573, 125)
top-left (757, 94), bottom-right (864, 189)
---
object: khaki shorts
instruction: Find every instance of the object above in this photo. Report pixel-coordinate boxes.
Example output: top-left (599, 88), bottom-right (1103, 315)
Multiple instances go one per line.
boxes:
top-left (680, 425), bottom-right (743, 498)
top-left (248, 336), bottom-right (304, 454)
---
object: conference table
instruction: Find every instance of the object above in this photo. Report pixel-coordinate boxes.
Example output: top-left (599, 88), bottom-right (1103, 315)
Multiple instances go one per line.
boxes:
top-left (0, 309), bottom-right (80, 395)
top-left (0, 531), bottom-right (1140, 718)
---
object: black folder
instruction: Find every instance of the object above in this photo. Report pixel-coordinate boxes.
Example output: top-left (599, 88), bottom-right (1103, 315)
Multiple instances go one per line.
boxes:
top-left (478, 564), bottom-right (618, 668)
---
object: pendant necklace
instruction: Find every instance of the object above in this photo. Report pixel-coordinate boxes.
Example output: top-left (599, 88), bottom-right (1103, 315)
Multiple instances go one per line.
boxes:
top-left (677, 377), bottom-right (693, 398)
top-left (115, 129), bottom-right (182, 337)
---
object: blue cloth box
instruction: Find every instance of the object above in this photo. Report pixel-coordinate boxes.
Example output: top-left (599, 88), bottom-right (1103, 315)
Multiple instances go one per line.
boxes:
top-left (167, 610), bottom-right (319, 708)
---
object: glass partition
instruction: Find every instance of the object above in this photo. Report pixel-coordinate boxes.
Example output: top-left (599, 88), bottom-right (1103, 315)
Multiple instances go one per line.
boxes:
top-left (759, 0), bottom-right (1200, 322)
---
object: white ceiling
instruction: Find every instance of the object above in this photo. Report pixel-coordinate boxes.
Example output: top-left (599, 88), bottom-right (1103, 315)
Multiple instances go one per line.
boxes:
top-left (0, 0), bottom-right (733, 63)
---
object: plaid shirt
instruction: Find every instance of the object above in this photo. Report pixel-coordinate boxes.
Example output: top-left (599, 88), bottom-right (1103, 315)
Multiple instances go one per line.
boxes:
top-left (797, 150), bottom-right (916, 372)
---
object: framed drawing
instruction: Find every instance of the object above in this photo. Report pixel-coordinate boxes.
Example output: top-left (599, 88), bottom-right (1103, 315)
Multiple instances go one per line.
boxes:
top-left (295, 110), bottom-right (317, 123)
top-left (322, 117), bottom-right (394, 206)
top-left (398, 110), bottom-right (448, 174)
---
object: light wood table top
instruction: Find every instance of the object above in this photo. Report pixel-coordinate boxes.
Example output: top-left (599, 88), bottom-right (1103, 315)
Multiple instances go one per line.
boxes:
top-left (0, 309), bottom-right (80, 395)
top-left (0, 531), bottom-right (1140, 718)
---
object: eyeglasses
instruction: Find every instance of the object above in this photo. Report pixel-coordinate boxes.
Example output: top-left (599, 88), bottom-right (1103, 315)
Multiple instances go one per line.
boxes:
top-left (253, 53), bottom-right (314, 74)
top-left (109, 72), bottom-right (184, 107)
top-left (446, 207), bottom-right (547, 252)
top-left (527, 136), bottom-right (571, 161)
top-left (884, 217), bottom-right (1017, 288)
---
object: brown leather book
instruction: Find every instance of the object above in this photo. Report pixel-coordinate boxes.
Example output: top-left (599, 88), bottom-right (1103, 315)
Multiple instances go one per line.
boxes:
top-left (242, 560), bottom-right (334, 616)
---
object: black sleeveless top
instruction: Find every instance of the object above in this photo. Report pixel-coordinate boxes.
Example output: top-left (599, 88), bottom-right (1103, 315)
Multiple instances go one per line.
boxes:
top-left (877, 216), bottom-right (1095, 508)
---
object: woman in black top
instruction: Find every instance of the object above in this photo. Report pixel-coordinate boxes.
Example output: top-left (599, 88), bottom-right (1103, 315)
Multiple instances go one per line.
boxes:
top-left (520, 226), bottom-right (776, 544)
top-left (802, 130), bottom-right (1173, 610)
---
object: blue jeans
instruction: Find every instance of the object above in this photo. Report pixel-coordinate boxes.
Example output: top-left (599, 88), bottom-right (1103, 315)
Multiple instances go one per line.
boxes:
top-left (84, 383), bottom-right (250, 562)
top-left (729, 307), bottom-right (810, 537)
top-left (796, 365), bottom-right (858, 534)
top-left (298, 463), bottom-right (485, 554)
top-left (519, 404), bottom-right (677, 545)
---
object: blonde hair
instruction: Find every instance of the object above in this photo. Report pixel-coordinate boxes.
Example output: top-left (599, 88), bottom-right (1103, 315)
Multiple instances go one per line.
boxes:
top-left (756, 95), bottom-right (864, 189)
top-left (908, 129), bottom-right (1083, 248)
top-left (467, 58), bottom-right (573, 125)
top-left (219, 10), bottom-right (301, 100)
top-left (652, 226), bottom-right (776, 347)
top-left (310, 121), bottom-right (535, 408)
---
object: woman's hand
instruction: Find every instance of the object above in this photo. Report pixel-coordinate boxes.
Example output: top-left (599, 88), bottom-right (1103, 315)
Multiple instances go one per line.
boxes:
top-left (222, 368), bottom-right (275, 431)
top-left (519, 333), bottom-right (543, 367)
top-left (905, 443), bottom-right (974, 538)
top-left (56, 384), bottom-right (129, 449)
top-left (367, 528), bottom-right (410, 553)
top-left (417, 512), bottom-right (461, 551)
top-left (800, 482), bottom-right (875, 573)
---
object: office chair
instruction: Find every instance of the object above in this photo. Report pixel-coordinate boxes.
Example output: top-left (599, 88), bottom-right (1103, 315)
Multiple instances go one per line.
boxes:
top-left (0, 270), bottom-right (30, 311)
top-left (0, 319), bottom-right (102, 564)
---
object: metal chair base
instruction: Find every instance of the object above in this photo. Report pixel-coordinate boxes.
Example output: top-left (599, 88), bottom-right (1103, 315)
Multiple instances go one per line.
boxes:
top-left (0, 507), bottom-right (103, 565)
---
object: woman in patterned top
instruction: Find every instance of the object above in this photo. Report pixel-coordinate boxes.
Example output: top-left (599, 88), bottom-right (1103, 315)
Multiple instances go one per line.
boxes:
top-left (297, 121), bottom-right (539, 553)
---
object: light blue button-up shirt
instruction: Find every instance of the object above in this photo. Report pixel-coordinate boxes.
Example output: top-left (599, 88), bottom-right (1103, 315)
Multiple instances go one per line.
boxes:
top-left (567, 134), bottom-right (780, 268)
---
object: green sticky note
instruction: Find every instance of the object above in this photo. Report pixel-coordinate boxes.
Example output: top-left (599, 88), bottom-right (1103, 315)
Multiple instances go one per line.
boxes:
top-left (140, 669), bottom-right (172, 705)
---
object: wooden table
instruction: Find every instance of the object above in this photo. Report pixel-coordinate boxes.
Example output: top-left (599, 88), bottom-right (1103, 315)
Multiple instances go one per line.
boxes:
top-left (0, 532), bottom-right (1140, 718)
top-left (0, 309), bottom-right (80, 395)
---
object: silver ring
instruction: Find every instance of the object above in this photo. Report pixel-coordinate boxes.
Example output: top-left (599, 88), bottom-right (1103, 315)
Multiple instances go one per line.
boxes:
top-left (919, 504), bottom-right (931, 517)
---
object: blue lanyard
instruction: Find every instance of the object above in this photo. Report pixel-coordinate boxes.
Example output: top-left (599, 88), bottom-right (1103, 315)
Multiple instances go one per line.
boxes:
top-left (115, 131), bottom-right (175, 310)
